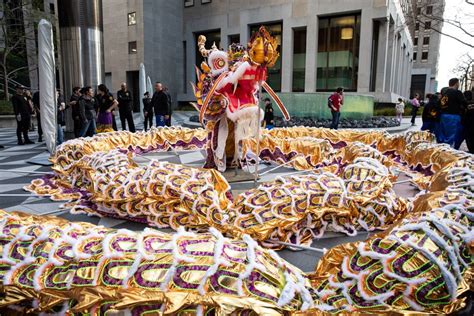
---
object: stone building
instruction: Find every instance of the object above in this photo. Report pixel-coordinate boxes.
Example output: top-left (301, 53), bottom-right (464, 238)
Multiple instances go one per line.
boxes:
top-left (102, 0), bottom-right (415, 109)
top-left (410, 0), bottom-right (445, 98)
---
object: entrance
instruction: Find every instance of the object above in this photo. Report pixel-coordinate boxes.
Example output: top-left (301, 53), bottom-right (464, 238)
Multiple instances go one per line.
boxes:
top-left (126, 71), bottom-right (140, 112)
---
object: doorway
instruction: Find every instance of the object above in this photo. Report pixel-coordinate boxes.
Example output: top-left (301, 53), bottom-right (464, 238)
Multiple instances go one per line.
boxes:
top-left (126, 71), bottom-right (140, 112)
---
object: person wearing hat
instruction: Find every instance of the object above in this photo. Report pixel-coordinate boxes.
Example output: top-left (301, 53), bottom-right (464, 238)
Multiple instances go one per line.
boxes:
top-left (12, 85), bottom-right (34, 145)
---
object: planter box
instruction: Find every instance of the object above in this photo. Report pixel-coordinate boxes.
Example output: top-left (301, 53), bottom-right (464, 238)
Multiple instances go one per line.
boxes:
top-left (0, 115), bottom-right (17, 128)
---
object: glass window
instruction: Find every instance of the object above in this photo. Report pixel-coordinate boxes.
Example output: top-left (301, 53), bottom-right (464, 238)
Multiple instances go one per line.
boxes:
top-left (426, 6), bottom-right (433, 14)
top-left (424, 21), bottom-right (431, 29)
top-left (194, 30), bottom-right (221, 71)
top-left (184, 0), bottom-right (194, 7)
top-left (228, 34), bottom-right (240, 45)
top-left (128, 41), bottom-right (137, 54)
top-left (421, 51), bottom-right (428, 60)
top-left (416, 7), bottom-right (421, 15)
top-left (317, 13), bottom-right (361, 91)
top-left (292, 28), bottom-right (306, 92)
top-left (413, 52), bottom-right (417, 61)
top-left (423, 37), bottom-right (430, 45)
top-left (250, 23), bottom-right (283, 92)
top-left (128, 12), bottom-right (137, 26)
top-left (415, 23), bottom-right (420, 31)
top-left (414, 37), bottom-right (418, 46)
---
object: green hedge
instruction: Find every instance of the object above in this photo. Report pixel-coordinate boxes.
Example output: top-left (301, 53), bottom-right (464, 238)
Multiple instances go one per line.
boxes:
top-left (0, 100), bottom-right (14, 115)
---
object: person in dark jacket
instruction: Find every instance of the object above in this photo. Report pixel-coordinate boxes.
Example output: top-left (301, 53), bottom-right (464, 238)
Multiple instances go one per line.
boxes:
top-left (116, 82), bottom-right (136, 132)
top-left (78, 86), bottom-right (97, 137)
top-left (438, 78), bottom-right (468, 148)
top-left (421, 93), bottom-right (440, 141)
top-left (70, 87), bottom-right (82, 138)
top-left (163, 86), bottom-right (172, 127)
top-left (464, 90), bottom-right (474, 153)
top-left (12, 85), bottom-right (34, 145)
top-left (151, 82), bottom-right (170, 127)
top-left (143, 92), bottom-right (153, 131)
top-left (57, 90), bottom-right (67, 145)
top-left (32, 91), bottom-right (42, 142)
top-left (263, 98), bottom-right (274, 129)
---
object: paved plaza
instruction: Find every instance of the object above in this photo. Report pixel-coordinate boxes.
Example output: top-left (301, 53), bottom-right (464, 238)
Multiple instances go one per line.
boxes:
top-left (0, 113), bottom-right (428, 272)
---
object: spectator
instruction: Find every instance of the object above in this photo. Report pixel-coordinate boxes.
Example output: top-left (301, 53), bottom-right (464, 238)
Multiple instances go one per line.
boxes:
top-left (438, 78), bottom-right (468, 148)
top-left (163, 86), bottom-right (172, 126)
top-left (24, 90), bottom-right (34, 132)
top-left (263, 98), bottom-right (274, 129)
top-left (78, 86), bottom-right (97, 137)
top-left (463, 90), bottom-right (474, 153)
top-left (143, 92), bottom-right (153, 131)
top-left (421, 93), bottom-right (440, 140)
top-left (410, 93), bottom-right (421, 126)
top-left (96, 84), bottom-right (118, 133)
top-left (151, 82), bottom-right (171, 127)
top-left (328, 87), bottom-right (344, 130)
top-left (57, 90), bottom-right (67, 145)
top-left (12, 85), bottom-right (34, 145)
top-left (70, 87), bottom-right (82, 138)
top-left (32, 91), bottom-right (42, 142)
top-left (116, 82), bottom-right (136, 132)
top-left (395, 98), bottom-right (405, 124)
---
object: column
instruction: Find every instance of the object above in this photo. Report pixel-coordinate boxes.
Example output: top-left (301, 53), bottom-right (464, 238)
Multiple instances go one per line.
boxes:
top-left (357, 9), bottom-right (373, 93)
top-left (281, 20), bottom-right (292, 92)
top-left (305, 16), bottom-right (317, 92)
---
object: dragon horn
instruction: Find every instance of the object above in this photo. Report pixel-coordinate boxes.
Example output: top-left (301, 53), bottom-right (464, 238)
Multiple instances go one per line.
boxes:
top-left (198, 35), bottom-right (210, 57)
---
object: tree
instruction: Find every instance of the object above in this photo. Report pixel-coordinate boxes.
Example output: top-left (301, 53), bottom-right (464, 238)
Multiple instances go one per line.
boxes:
top-left (410, 0), bottom-right (474, 49)
top-left (452, 54), bottom-right (474, 91)
top-left (0, 0), bottom-right (53, 100)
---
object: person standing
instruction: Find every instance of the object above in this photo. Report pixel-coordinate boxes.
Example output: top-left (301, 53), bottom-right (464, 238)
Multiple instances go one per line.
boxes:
top-left (143, 92), bottom-right (153, 131)
top-left (24, 90), bottom-right (35, 132)
top-left (32, 91), bottom-right (42, 142)
top-left (263, 98), bottom-right (274, 129)
top-left (410, 93), bottom-right (421, 126)
top-left (12, 85), bottom-right (34, 145)
top-left (116, 82), bottom-right (136, 132)
top-left (151, 82), bottom-right (170, 127)
top-left (328, 87), bottom-right (344, 130)
top-left (464, 90), bottom-right (474, 153)
top-left (70, 87), bottom-right (82, 138)
top-left (438, 78), bottom-right (468, 148)
top-left (395, 98), bottom-right (405, 124)
top-left (57, 90), bottom-right (67, 145)
top-left (96, 84), bottom-right (118, 133)
top-left (163, 86), bottom-right (172, 126)
top-left (78, 86), bottom-right (97, 137)
top-left (421, 93), bottom-right (440, 140)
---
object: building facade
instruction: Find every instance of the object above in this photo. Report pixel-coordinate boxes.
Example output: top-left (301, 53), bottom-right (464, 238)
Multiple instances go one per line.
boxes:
top-left (102, 0), bottom-right (415, 109)
top-left (410, 0), bottom-right (445, 98)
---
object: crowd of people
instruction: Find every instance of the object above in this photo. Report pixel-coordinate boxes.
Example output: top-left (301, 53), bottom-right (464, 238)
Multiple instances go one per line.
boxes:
top-left (11, 82), bottom-right (172, 146)
top-left (409, 78), bottom-right (474, 153)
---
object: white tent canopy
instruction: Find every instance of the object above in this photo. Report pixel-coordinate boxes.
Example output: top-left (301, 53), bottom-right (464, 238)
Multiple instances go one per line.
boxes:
top-left (38, 19), bottom-right (57, 153)
top-left (139, 63), bottom-right (146, 120)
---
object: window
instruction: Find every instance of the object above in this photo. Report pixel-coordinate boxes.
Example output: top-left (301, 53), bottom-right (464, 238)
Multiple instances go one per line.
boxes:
top-left (128, 12), bottom-right (137, 26)
top-left (202, 0), bottom-right (212, 3)
top-left (228, 34), bottom-right (240, 44)
top-left (184, 0), bottom-right (194, 7)
top-left (421, 51), bottom-right (428, 60)
top-left (415, 22), bottom-right (420, 31)
top-left (426, 6), bottom-right (433, 15)
top-left (49, 3), bottom-right (55, 14)
top-left (250, 23), bottom-right (283, 91)
top-left (128, 41), bottom-right (137, 54)
top-left (414, 37), bottom-right (418, 46)
top-left (424, 21), bottom-right (431, 30)
top-left (413, 52), bottom-right (417, 61)
top-left (423, 37), bottom-right (430, 45)
top-left (317, 13), bottom-right (361, 91)
top-left (417, 7), bottom-right (421, 15)
top-left (292, 28), bottom-right (306, 92)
